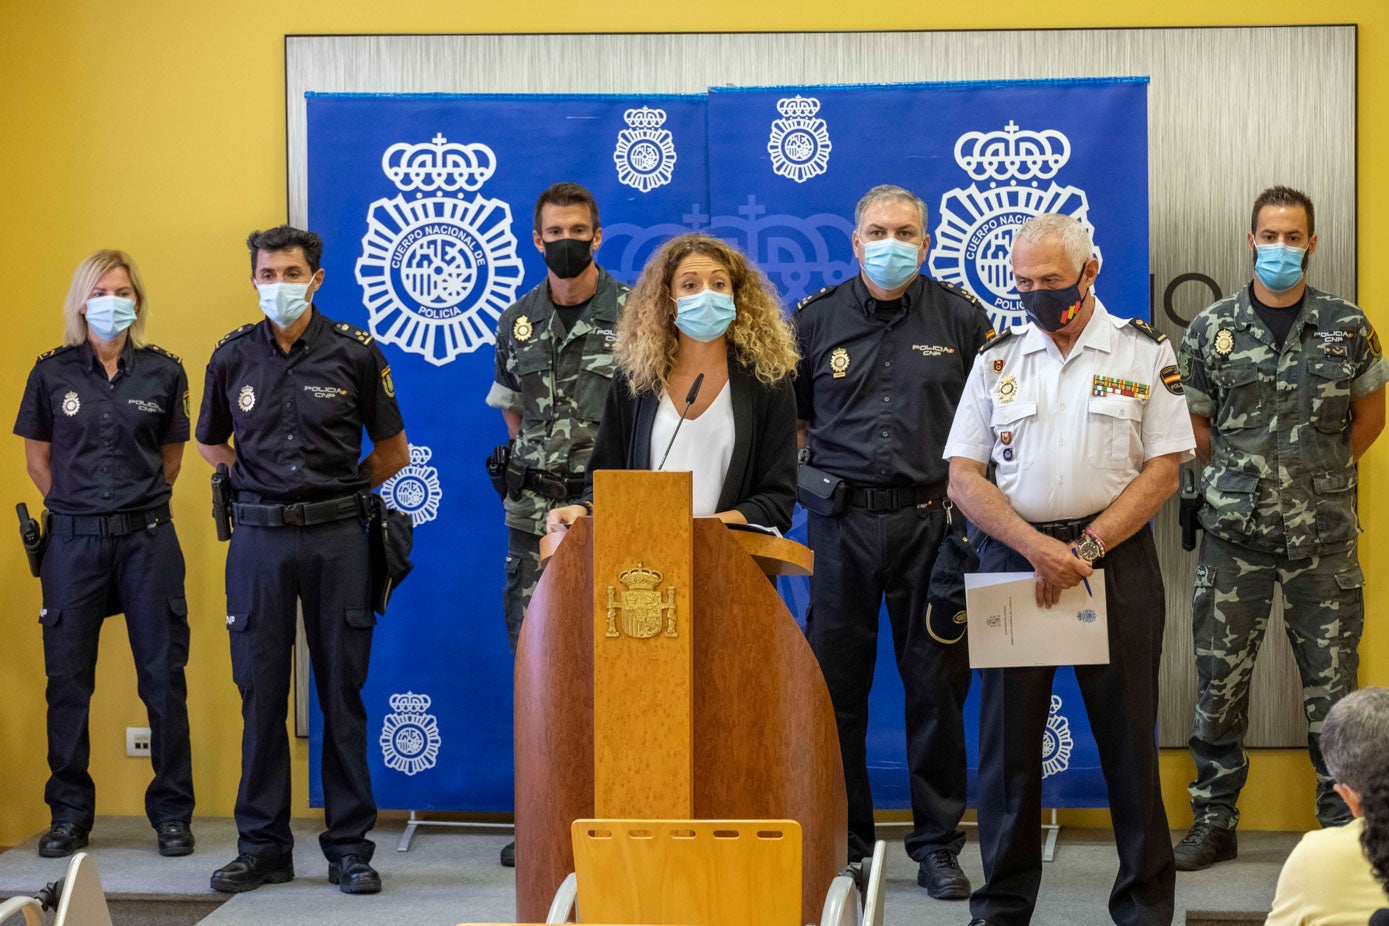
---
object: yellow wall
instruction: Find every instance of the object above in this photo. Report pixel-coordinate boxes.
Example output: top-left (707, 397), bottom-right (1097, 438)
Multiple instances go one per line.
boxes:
top-left (0, 0), bottom-right (1383, 847)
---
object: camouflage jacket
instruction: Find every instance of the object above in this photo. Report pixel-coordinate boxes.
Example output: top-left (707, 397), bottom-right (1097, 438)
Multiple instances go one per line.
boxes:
top-left (1179, 285), bottom-right (1387, 558)
top-left (486, 267), bottom-right (629, 535)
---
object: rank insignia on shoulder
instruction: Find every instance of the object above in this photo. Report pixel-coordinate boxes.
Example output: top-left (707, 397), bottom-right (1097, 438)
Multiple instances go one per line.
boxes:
top-left (796, 286), bottom-right (833, 312)
top-left (333, 321), bottom-right (373, 346)
top-left (1127, 318), bottom-right (1167, 343)
top-left (1160, 364), bottom-right (1184, 395)
top-left (36, 344), bottom-right (74, 362)
top-left (215, 324), bottom-right (255, 350)
top-left (938, 279), bottom-right (983, 306)
top-left (978, 327), bottom-right (1014, 354)
top-left (146, 344), bottom-right (182, 364)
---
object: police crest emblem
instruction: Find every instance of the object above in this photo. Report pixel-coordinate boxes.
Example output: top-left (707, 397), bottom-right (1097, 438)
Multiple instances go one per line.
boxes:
top-left (605, 561), bottom-right (677, 640)
top-left (513, 314), bottom-right (533, 342)
top-left (997, 374), bottom-right (1018, 404)
top-left (767, 95), bottom-right (832, 183)
top-left (61, 391), bottom-right (80, 417)
top-left (380, 444), bottom-right (443, 526)
top-left (829, 347), bottom-right (850, 379)
top-left (379, 691), bottom-right (442, 777)
top-left (1042, 694), bottom-right (1074, 778)
top-left (613, 107), bottom-right (677, 193)
top-left (355, 134), bottom-right (525, 367)
top-left (238, 385), bottom-right (255, 413)
top-left (1214, 328), bottom-right (1235, 356)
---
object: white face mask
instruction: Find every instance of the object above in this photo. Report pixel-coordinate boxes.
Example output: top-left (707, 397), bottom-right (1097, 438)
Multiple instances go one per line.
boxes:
top-left (257, 282), bottom-right (311, 327)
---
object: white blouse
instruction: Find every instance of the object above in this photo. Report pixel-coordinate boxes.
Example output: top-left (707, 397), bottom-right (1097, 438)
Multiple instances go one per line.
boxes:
top-left (648, 380), bottom-right (735, 517)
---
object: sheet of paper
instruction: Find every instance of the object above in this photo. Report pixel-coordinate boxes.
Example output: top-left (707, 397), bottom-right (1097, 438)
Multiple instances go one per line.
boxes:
top-left (964, 570), bottom-right (1109, 668)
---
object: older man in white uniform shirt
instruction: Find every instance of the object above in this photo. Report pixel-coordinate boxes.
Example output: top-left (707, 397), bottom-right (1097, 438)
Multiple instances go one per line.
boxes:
top-left (944, 214), bottom-right (1195, 926)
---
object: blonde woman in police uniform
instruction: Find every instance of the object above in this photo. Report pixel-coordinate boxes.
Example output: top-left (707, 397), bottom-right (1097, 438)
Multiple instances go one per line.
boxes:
top-left (944, 214), bottom-right (1195, 926)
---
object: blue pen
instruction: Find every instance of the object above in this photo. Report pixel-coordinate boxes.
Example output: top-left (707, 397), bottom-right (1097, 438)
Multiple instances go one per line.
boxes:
top-left (1072, 549), bottom-right (1093, 597)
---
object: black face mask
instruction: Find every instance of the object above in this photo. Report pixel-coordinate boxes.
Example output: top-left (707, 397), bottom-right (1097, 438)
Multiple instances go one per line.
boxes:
top-left (1018, 268), bottom-right (1087, 332)
top-left (543, 237), bottom-right (595, 279)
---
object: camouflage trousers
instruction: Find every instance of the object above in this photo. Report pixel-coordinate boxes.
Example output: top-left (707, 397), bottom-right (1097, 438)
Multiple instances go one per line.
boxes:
top-left (503, 528), bottom-right (544, 653)
top-left (1187, 532), bottom-right (1363, 828)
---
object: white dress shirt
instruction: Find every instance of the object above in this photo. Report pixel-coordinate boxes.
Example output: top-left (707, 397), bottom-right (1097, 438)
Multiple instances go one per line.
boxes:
top-left (943, 300), bottom-right (1196, 523)
top-left (649, 380), bottom-right (735, 517)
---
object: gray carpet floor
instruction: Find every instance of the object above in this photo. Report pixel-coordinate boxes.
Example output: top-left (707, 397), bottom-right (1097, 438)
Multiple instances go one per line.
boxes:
top-left (0, 816), bottom-right (1298, 925)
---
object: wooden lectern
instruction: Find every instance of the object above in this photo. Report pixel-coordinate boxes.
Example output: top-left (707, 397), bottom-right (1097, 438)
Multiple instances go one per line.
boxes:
top-left (514, 470), bottom-right (846, 924)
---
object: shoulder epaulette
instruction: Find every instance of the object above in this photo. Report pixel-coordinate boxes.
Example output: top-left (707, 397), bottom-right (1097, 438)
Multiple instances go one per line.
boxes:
top-left (934, 278), bottom-right (984, 308)
top-left (143, 343), bottom-right (182, 364)
top-left (331, 321), bottom-right (374, 347)
top-left (213, 324), bottom-right (256, 351)
top-left (796, 285), bottom-right (835, 313)
top-left (1127, 318), bottom-right (1168, 343)
top-left (35, 344), bottom-right (77, 363)
top-left (977, 327), bottom-right (1014, 354)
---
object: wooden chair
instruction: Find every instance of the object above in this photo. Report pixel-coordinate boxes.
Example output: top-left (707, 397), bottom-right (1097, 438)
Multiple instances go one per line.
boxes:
top-left (544, 819), bottom-right (882, 926)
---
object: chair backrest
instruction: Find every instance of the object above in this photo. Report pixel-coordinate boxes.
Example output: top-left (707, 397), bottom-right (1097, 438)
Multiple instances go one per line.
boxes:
top-left (54, 853), bottom-right (114, 926)
top-left (571, 819), bottom-right (802, 926)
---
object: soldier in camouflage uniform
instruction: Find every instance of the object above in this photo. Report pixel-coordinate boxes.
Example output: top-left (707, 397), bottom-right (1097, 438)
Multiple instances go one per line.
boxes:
top-left (1174, 186), bottom-right (1387, 871)
top-left (484, 183), bottom-right (629, 867)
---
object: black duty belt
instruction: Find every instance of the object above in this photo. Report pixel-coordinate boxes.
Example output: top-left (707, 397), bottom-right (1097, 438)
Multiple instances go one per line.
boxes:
top-left (844, 482), bottom-right (948, 513)
top-left (1028, 515), bottom-right (1099, 544)
top-left (49, 502), bottom-right (172, 537)
top-left (233, 493), bottom-right (367, 528)
top-left (522, 469), bottom-right (587, 502)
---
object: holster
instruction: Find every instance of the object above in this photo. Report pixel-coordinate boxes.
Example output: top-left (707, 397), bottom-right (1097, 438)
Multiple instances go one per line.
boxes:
top-left (16, 503), bottom-right (46, 578)
top-left (796, 459), bottom-right (846, 517)
top-left (369, 494), bottom-right (415, 615)
top-left (211, 463), bottom-right (234, 541)
top-left (485, 444), bottom-right (511, 499)
top-left (1179, 464), bottom-right (1204, 552)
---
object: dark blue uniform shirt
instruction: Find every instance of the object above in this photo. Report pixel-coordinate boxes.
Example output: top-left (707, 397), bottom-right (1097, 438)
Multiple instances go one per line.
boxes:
top-left (14, 340), bottom-right (190, 515)
top-left (794, 274), bottom-right (995, 487)
top-left (196, 307), bottom-right (404, 502)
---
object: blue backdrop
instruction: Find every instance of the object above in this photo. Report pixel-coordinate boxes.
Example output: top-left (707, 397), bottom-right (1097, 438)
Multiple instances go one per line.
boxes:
top-left (303, 77), bottom-right (1148, 813)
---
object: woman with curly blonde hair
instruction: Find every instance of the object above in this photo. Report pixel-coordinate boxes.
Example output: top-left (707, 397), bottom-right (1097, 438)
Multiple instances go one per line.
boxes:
top-left (547, 233), bottom-right (799, 532)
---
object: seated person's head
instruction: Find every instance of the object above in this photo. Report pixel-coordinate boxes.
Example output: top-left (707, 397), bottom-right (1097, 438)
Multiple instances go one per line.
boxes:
top-left (1322, 687), bottom-right (1389, 820)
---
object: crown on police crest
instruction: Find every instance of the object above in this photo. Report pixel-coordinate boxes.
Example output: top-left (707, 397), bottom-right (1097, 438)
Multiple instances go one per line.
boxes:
top-left (389, 691), bottom-right (432, 713)
top-left (408, 445), bottom-right (432, 465)
top-left (619, 561), bottom-right (663, 590)
top-left (381, 134), bottom-right (497, 194)
top-left (623, 107), bottom-right (667, 129)
top-left (954, 121), bottom-right (1072, 183)
top-left (776, 95), bottom-right (821, 118)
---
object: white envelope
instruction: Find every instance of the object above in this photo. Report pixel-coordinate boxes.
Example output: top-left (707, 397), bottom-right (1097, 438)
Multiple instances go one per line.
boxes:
top-left (964, 570), bottom-right (1109, 668)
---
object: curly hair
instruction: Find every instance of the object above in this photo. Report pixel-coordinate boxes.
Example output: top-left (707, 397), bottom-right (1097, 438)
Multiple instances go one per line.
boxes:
top-left (616, 233), bottom-right (799, 394)
top-left (1362, 773), bottom-right (1389, 890)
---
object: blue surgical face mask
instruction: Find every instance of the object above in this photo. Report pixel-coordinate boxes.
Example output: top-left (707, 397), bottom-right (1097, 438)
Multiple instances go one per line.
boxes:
top-left (674, 289), bottom-right (736, 342)
top-left (1254, 242), bottom-right (1307, 293)
top-left (84, 295), bottom-right (138, 342)
top-left (860, 238), bottom-right (923, 290)
top-left (257, 282), bottom-right (312, 327)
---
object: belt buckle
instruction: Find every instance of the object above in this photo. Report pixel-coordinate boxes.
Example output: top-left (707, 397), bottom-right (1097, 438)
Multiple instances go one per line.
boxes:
top-left (282, 503), bottom-right (306, 527)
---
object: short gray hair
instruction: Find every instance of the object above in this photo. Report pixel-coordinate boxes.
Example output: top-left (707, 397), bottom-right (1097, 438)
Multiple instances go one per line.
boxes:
top-left (1012, 213), bottom-right (1093, 271)
top-left (854, 185), bottom-right (928, 232)
top-left (1322, 687), bottom-right (1389, 794)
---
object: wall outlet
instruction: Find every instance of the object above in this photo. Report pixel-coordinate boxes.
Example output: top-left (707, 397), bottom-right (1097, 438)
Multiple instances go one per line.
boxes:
top-left (126, 727), bottom-right (151, 758)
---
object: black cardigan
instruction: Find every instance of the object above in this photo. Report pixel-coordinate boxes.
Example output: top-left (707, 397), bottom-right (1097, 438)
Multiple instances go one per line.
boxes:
top-left (583, 358), bottom-right (798, 533)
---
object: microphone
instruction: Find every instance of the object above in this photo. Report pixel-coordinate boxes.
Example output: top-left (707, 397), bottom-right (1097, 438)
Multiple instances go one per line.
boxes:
top-left (657, 373), bottom-right (704, 471)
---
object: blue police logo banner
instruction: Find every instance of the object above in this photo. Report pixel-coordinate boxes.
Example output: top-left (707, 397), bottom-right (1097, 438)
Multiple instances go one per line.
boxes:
top-left (306, 92), bottom-right (707, 811)
top-left (303, 78), bottom-right (1145, 814)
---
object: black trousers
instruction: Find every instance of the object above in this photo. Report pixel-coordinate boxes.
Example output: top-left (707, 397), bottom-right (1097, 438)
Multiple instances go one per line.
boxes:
top-left (970, 525), bottom-right (1175, 926)
top-left (805, 505), bottom-right (971, 860)
top-left (225, 518), bottom-right (376, 863)
top-left (39, 520), bottom-right (194, 830)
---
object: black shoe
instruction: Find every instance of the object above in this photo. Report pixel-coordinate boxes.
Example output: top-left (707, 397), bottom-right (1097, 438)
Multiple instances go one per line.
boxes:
top-left (917, 848), bottom-right (970, 900)
top-left (500, 840), bottom-right (515, 868)
top-left (156, 821), bottom-right (195, 857)
top-left (210, 853), bottom-right (295, 893)
top-left (328, 855), bottom-right (381, 894)
top-left (1173, 822), bottom-right (1237, 871)
top-left (38, 822), bottom-right (89, 858)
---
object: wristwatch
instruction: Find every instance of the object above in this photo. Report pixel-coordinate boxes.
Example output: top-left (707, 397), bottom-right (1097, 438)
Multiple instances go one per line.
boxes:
top-left (1076, 528), bottom-right (1106, 563)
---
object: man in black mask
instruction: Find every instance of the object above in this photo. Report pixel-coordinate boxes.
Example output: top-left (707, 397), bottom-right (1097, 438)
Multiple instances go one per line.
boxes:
top-left (484, 182), bottom-right (629, 867)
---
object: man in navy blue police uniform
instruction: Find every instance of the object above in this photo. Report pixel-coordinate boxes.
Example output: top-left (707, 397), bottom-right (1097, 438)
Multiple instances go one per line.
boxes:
top-left (794, 184), bottom-right (995, 900)
top-left (197, 226), bottom-right (408, 895)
